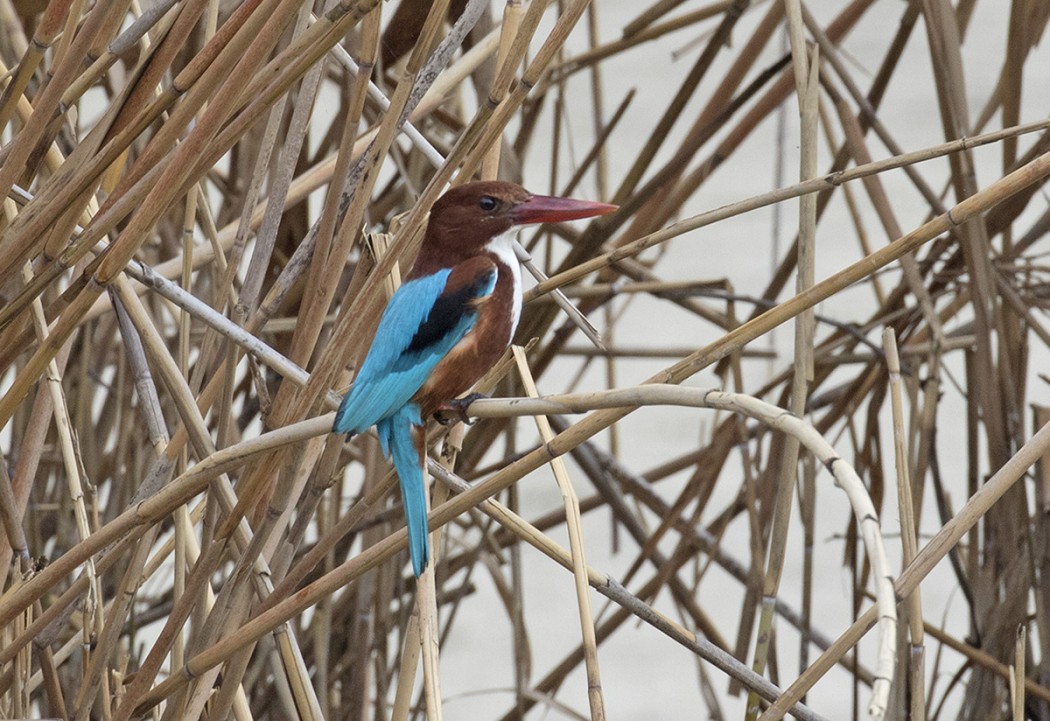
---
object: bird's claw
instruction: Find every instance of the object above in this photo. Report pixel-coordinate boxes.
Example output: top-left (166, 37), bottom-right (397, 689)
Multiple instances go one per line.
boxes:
top-left (434, 393), bottom-right (486, 426)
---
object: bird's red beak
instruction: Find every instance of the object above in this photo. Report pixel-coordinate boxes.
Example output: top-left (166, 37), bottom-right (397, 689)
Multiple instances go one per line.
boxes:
top-left (510, 194), bottom-right (618, 225)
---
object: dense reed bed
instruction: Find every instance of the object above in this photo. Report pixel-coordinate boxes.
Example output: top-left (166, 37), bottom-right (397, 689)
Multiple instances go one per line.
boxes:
top-left (2, 0), bottom-right (1050, 719)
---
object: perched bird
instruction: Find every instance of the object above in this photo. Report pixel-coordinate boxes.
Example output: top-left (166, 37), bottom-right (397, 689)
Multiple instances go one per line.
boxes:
top-left (333, 181), bottom-right (616, 576)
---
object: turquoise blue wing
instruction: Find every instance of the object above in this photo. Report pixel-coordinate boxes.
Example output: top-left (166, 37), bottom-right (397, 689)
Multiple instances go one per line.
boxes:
top-left (333, 264), bottom-right (496, 434)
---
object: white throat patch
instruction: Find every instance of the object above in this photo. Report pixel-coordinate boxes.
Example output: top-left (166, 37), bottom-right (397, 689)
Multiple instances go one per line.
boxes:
top-left (485, 228), bottom-right (523, 337)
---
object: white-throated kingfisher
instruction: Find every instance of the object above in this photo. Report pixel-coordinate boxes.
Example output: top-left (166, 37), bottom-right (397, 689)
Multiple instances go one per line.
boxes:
top-left (333, 181), bottom-right (616, 576)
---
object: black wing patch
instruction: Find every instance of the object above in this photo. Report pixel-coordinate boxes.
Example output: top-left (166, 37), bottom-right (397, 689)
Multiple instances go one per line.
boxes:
top-left (405, 266), bottom-right (496, 355)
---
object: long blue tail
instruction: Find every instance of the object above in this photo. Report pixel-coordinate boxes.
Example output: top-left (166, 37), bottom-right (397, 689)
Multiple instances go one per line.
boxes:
top-left (376, 404), bottom-right (428, 576)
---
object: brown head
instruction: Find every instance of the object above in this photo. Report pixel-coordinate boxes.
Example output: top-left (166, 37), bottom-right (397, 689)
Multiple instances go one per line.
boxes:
top-left (413, 181), bottom-right (617, 275)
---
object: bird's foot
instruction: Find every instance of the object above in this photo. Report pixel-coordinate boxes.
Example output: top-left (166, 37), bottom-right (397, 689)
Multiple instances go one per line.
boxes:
top-left (434, 393), bottom-right (486, 426)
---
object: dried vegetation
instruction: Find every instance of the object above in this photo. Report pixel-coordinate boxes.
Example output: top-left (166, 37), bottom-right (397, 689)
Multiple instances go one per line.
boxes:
top-left (1, 0), bottom-right (1050, 719)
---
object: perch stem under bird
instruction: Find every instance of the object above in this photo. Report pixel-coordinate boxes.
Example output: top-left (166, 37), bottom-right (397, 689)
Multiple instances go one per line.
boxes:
top-left (333, 181), bottom-right (617, 577)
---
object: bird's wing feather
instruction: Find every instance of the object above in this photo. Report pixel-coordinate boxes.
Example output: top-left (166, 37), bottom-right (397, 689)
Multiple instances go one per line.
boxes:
top-left (400, 258), bottom-right (497, 361)
top-left (333, 259), bottom-right (497, 434)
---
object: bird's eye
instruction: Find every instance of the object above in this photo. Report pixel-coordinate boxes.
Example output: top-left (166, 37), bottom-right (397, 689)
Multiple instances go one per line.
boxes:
top-left (478, 196), bottom-right (498, 212)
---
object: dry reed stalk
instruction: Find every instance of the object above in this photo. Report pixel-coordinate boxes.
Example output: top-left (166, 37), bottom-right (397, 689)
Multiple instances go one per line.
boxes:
top-left (556, 0), bottom-right (739, 78)
top-left (883, 328), bottom-right (925, 721)
top-left (1012, 625), bottom-right (1025, 721)
top-left (511, 347), bottom-right (605, 720)
top-left (761, 410), bottom-right (1050, 720)
top-left (748, 6), bottom-right (818, 717)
